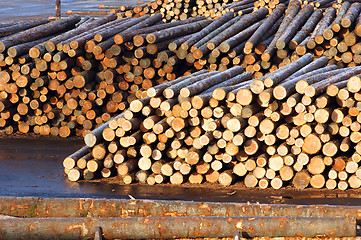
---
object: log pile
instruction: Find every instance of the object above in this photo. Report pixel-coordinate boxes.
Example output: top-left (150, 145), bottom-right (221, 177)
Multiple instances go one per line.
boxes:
top-left (0, 14), bottom-right (215, 137)
top-left (168, 0), bottom-right (361, 77)
top-left (3, 1), bottom-right (361, 190)
top-left (64, 55), bottom-right (361, 190)
top-left (110, 0), bottom-right (284, 22)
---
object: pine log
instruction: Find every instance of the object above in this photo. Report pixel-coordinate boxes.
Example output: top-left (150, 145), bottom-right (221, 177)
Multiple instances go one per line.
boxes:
top-left (261, 0), bottom-right (301, 61)
top-left (206, 7), bottom-right (268, 51)
top-left (341, 3), bottom-right (361, 28)
top-left (0, 19), bottom-right (50, 38)
top-left (0, 15), bottom-right (81, 53)
top-left (244, 4), bottom-right (286, 54)
top-left (276, 4), bottom-right (314, 50)
top-left (306, 7), bottom-right (336, 50)
top-left (180, 12), bottom-right (235, 51)
top-left (289, 9), bottom-right (323, 50)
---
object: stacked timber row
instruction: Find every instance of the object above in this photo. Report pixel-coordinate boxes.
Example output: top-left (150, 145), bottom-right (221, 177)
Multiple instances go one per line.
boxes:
top-left (256, 1), bottom-right (361, 75)
top-left (171, 0), bottom-right (361, 76)
top-left (112, 0), bottom-right (281, 21)
top-left (299, 2), bottom-right (361, 68)
top-left (65, 55), bottom-right (361, 190)
top-left (0, 16), bottom-right (85, 135)
top-left (174, 7), bottom-right (273, 75)
top-left (0, 13), bottom-right (213, 137)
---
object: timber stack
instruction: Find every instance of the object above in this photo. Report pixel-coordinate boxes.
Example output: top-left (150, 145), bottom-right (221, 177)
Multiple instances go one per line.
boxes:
top-left (110, 0), bottom-right (282, 21)
top-left (64, 55), bottom-right (361, 190)
top-left (0, 14), bottom-right (214, 137)
top-left (3, 0), bottom-right (361, 190)
top-left (162, 0), bottom-right (361, 77)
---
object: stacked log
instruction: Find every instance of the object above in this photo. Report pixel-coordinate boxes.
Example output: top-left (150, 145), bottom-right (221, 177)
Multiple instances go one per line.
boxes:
top-left (172, 7), bottom-right (274, 75)
top-left (64, 56), bottom-right (361, 190)
top-left (250, 1), bottom-right (361, 76)
top-left (0, 14), bottom-right (212, 137)
top-left (253, 0), bottom-right (290, 12)
top-left (111, 0), bottom-right (279, 22)
top-left (0, 16), bottom-right (84, 135)
top-left (169, 0), bottom-right (361, 77)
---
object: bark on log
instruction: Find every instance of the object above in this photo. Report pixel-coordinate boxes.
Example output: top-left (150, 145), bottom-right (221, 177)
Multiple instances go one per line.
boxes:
top-left (0, 216), bottom-right (355, 239)
top-left (244, 4), bottom-right (286, 54)
top-left (0, 15), bottom-right (81, 53)
top-left (289, 9), bottom-right (323, 50)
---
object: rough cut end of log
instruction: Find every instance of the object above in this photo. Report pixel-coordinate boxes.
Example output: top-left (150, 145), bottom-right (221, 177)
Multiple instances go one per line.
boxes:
top-left (293, 170), bottom-right (311, 189)
top-left (250, 79), bottom-right (265, 94)
top-left (84, 133), bottom-right (97, 147)
top-left (273, 86), bottom-right (287, 100)
top-left (302, 134), bottom-right (321, 154)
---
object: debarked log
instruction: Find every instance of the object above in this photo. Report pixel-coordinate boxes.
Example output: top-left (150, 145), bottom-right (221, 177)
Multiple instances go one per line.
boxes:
top-left (0, 216), bottom-right (355, 239)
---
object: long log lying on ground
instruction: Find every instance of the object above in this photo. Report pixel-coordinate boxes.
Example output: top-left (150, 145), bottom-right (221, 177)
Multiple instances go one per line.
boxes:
top-left (0, 216), bottom-right (355, 239)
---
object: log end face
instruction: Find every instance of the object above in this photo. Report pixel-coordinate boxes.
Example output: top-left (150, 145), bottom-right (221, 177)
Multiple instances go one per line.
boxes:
top-left (295, 80), bottom-right (308, 94)
top-left (264, 78), bottom-right (274, 88)
top-left (69, 40), bottom-right (79, 50)
top-left (45, 41), bottom-right (56, 52)
top-left (302, 134), bottom-right (321, 154)
top-left (94, 34), bottom-right (102, 43)
top-left (227, 119), bottom-right (241, 132)
top-left (191, 96), bottom-right (204, 109)
top-left (146, 34), bottom-right (156, 44)
top-left (147, 88), bottom-right (157, 97)
top-left (259, 89), bottom-right (272, 104)
top-left (68, 168), bottom-right (81, 182)
top-left (211, 49), bottom-right (220, 58)
top-left (315, 35), bottom-right (324, 45)
top-left (273, 86), bottom-right (287, 100)
top-left (304, 86), bottom-right (315, 97)
top-left (276, 40), bottom-right (285, 50)
top-left (160, 101), bottom-right (171, 111)
top-left (171, 117), bottom-right (185, 132)
top-left (236, 89), bottom-right (253, 106)
top-left (0, 70), bottom-right (11, 83)
top-left (0, 42), bottom-right (5, 53)
top-left (341, 19), bottom-right (351, 29)
top-left (289, 40), bottom-right (298, 50)
top-left (180, 43), bottom-right (189, 51)
top-left (296, 45), bottom-right (306, 56)
top-left (314, 108), bottom-right (330, 123)
top-left (93, 46), bottom-right (103, 56)
top-left (129, 99), bottom-right (143, 113)
top-left (250, 79), bottom-right (264, 94)
top-left (133, 35), bottom-right (144, 47)
top-left (332, 24), bottom-right (341, 33)
top-left (347, 76), bottom-right (361, 93)
top-left (292, 171), bottom-right (310, 189)
top-left (306, 40), bottom-right (316, 50)
top-left (73, 75), bottom-right (85, 88)
top-left (85, 41), bottom-right (95, 53)
top-left (168, 42), bottom-right (177, 52)
top-left (84, 133), bottom-right (97, 147)
top-left (261, 52), bottom-right (270, 62)
top-left (212, 88), bottom-right (226, 101)
top-left (114, 34), bottom-right (123, 45)
top-left (163, 88), bottom-right (174, 99)
top-left (193, 49), bottom-right (203, 60)
top-left (219, 42), bottom-right (230, 53)
top-left (323, 29), bottom-right (333, 41)
top-left (29, 47), bottom-right (40, 59)
top-left (63, 157), bottom-right (76, 169)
